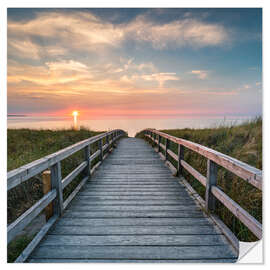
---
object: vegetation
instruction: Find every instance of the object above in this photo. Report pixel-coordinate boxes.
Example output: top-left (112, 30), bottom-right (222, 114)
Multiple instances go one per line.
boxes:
top-left (7, 127), bottom-right (104, 262)
top-left (136, 117), bottom-right (262, 242)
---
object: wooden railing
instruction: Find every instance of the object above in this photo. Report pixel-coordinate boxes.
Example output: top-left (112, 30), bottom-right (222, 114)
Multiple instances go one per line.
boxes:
top-left (143, 129), bottom-right (262, 249)
top-left (7, 129), bottom-right (126, 262)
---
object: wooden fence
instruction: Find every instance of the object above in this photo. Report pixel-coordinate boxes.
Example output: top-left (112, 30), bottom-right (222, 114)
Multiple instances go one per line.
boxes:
top-left (143, 129), bottom-right (262, 249)
top-left (7, 129), bottom-right (126, 262)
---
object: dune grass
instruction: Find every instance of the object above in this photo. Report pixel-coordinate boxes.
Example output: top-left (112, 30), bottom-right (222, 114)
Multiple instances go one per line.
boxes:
top-left (7, 127), bottom-right (104, 262)
top-left (136, 117), bottom-right (262, 242)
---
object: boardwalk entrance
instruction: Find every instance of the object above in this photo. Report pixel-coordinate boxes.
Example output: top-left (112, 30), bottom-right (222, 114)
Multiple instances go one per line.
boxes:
top-left (28, 138), bottom-right (237, 262)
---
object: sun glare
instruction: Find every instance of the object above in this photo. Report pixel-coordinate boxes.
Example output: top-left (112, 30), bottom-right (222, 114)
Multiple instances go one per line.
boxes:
top-left (72, 111), bottom-right (79, 117)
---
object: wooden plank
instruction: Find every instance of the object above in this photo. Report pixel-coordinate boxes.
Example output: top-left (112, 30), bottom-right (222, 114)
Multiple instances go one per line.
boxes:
top-left (42, 258), bottom-right (216, 263)
top-left (15, 215), bottom-right (58, 262)
top-left (177, 144), bottom-right (184, 176)
top-left (63, 210), bottom-right (204, 218)
top-left (206, 160), bottom-right (218, 212)
top-left (57, 217), bottom-right (212, 227)
top-left (30, 245), bottom-right (237, 260)
top-left (210, 213), bottom-right (239, 253)
top-left (7, 190), bottom-right (56, 243)
top-left (48, 225), bottom-right (220, 236)
top-left (181, 160), bottom-right (207, 187)
top-left (167, 149), bottom-right (178, 161)
top-left (61, 161), bottom-right (87, 189)
top-left (90, 149), bottom-right (101, 161)
top-left (28, 258), bottom-right (237, 263)
top-left (42, 234), bottom-right (226, 246)
top-left (90, 161), bottom-right (101, 175)
top-left (85, 183), bottom-right (180, 187)
top-left (84, 144), bottom-right (91, 177)
top-left (50, 162), bottom-right (63, 216)
top-left (179, 176), bottom-right (239, 254)
top-left (165, 160), bottom-right (177, 176)
top-left (211, 186), bottom-right (262, 239)
top-left (145, 129), bottom-right (262, 190)
top-left (68, 205), bottom-right (199, 211)
top-left (63, 176), bottom-right (88, 210)
top-left (76, 195), bottom-right (191, 200)
top-left (78, 191), bottom-right (191, 196)
top-left (42, 170), bottom-right (53, 221)
top-left (83, 187), bottom-right (183, 192)
top-left (71, 199), bottom-right (195, 205)
top-left (99, 138), bottom-right (103, 161)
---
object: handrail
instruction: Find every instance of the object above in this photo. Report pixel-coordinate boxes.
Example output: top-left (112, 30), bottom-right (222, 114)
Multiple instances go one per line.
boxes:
top-left (7, 129), bottom-right (126, 262)
top-left (142, 128), bottom-right (262, 243)
top-left (146, 129), bottom-right (262, 190)
top-left (7, 129), bottom-right (125, 191)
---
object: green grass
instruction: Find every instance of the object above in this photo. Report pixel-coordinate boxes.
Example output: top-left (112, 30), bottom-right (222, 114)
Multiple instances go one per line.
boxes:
top-left (136, 117), bottom-right (262, 242)
top-left (7, 127), bottom-right (104, 262)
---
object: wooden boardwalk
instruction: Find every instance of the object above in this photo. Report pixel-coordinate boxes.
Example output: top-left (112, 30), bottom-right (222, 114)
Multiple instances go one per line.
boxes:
top-left (28, 138), bottom-right (237, 263)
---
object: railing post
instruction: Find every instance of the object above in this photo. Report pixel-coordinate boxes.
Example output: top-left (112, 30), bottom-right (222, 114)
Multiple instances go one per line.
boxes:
top-left (158, 135), bottom-right (161, 152)
top-left (205, 159), bottom-right (218, 212)
top-left (84, 144), bottom-right (91, 178)
top-left (106, 134), bottom-right (109, 149)
top-left (42, 170), bottom-right (53, 221)
top-left (165, 138), bottom-right (169, 160)
top-left (99, 138), bottom-right (103, 161)
top-left (177, 144), bottom-right (184, 177)
top-left (50, 161), bottom-right (63, 216)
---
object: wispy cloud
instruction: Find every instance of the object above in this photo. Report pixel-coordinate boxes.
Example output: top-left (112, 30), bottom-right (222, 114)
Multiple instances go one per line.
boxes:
top-left (190, 70), bottom-right (209, 80)
top-left (8, 10), bottom-right (231, 60)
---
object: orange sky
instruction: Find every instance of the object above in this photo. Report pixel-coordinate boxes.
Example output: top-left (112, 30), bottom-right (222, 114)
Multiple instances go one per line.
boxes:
top-left (7, 9), bottom-right (262, 118)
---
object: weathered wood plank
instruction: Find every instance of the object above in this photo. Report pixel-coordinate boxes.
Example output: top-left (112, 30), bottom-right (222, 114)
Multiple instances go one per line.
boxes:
top-left (48, 225), bottom-right (220, 236)
top-left (7, 190), bottom-right (56, 243)
top-left (57, 217), bottom-right (212, 227)
top-left (63, 210), bottom-right (204, 218)
top-left (63, 176), bottom-right (88, 210)
top-left (28, 258), bottom-right (237, 263)
top-left (15, 215), bottom-right (58, 262)
top-left (42, 234), bottom-right (226, 246)
top-left (68, 204), bottom-right (199, 211)
top-left (181, 160), bottom-right (207, 187)
top-left (78, 191), bottom-right (191, 196)
top-left (75, 195), bottom-right (191, 200)
top-left (211, 186), bottom-right (262, 239)
top-left (61, 161), bottom-right (87, 189)
top-left (30, 245), bottom-right (237, 260)
top-left (83, 187), bottom-right (183, 192)
top-left (50, 162), bottom-right (63, 216)
top-left (72, 196), bottom-right (195, 206)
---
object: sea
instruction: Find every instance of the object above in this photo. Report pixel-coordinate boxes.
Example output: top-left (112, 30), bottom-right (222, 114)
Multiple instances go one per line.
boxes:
top-left (7, 115), bottom-right (256, 137)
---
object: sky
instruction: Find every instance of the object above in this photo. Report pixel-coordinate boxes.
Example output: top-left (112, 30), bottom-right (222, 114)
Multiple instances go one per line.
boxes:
top-left (7, 8), bottom-right (262, 119)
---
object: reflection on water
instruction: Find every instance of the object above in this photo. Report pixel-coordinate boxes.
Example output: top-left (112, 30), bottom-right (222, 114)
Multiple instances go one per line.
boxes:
top-left (7, 116), bottom-right (254, 137)
top-left (73, 115), bottom-right (78, 130)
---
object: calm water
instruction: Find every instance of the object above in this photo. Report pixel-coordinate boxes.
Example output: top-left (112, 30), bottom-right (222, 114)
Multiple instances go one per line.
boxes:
top-left (7, 116), bottom-right (254, 137)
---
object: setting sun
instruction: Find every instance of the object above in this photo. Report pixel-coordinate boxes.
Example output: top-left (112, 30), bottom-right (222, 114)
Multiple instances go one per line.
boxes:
top-left (72, 111), bottom-right (78, 117)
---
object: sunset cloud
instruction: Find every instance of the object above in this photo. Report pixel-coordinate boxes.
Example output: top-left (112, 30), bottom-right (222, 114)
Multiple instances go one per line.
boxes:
top-left (7, 10), bottom-right (231, 60)
top-left (7, 9), bottom-right (262, 117)
top-left (140, 73), bottom-right (180, 87)
top-left (190, 70), bottom-right (209, 80)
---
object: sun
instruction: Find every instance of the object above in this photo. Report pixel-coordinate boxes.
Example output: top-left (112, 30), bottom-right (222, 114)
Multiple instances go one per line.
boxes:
top-left (72, 111), bottom-right (79, 117)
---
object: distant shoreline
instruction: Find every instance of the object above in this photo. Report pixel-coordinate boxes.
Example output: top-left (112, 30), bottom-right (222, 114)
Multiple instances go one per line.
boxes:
top-left (8, 114), bottom-right (27, 117)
